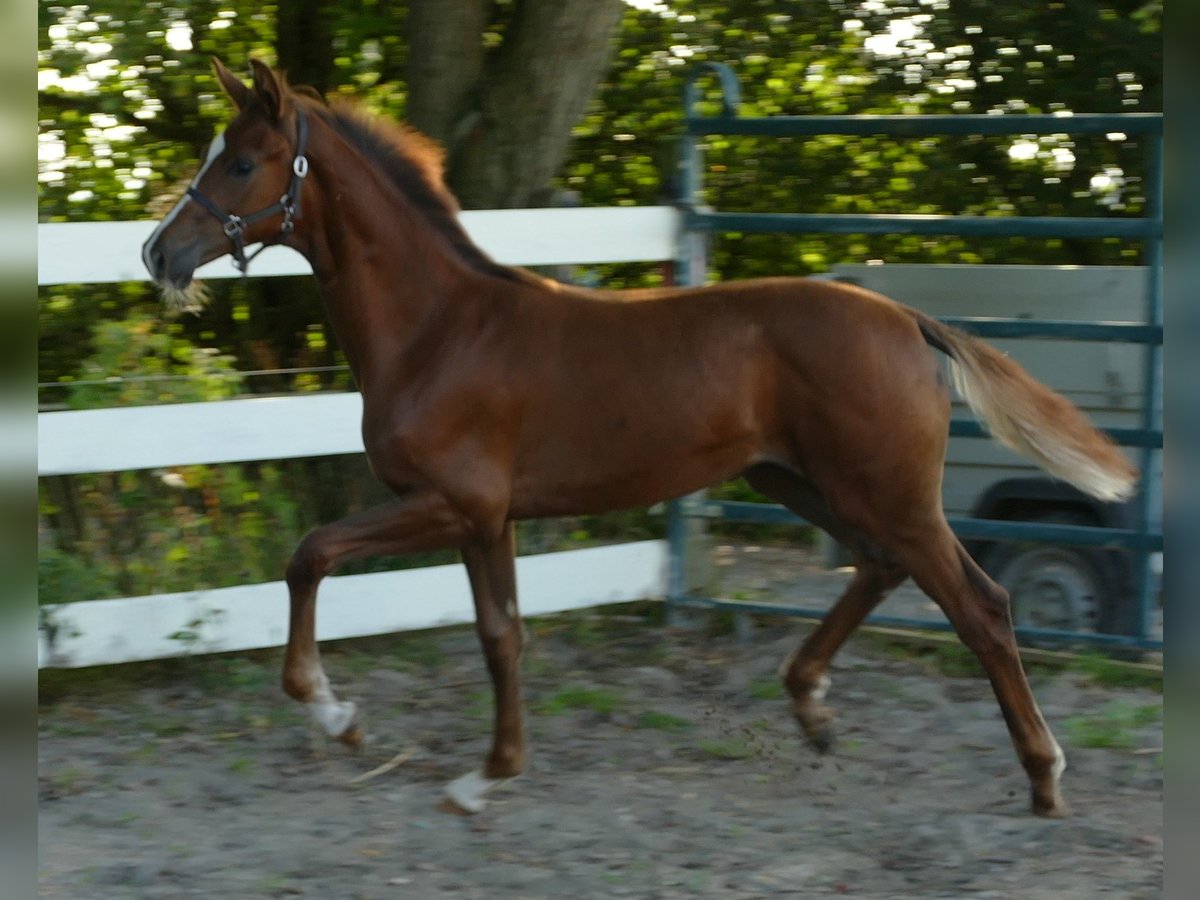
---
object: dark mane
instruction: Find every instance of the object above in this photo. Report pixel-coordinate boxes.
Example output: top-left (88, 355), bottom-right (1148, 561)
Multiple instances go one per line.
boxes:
top-left (302, 97), bottom-right (524, 284)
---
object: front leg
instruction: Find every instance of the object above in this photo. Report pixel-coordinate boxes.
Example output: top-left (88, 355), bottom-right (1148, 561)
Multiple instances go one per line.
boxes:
top-left (282, 489), bottom-right (469, 744)
top-left (446, 522), bottom-right (525, 813)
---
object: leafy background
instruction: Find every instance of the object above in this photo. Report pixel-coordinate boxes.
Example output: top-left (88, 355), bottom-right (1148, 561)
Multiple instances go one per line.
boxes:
top-left (37, 0), bottom-right (1161, 603)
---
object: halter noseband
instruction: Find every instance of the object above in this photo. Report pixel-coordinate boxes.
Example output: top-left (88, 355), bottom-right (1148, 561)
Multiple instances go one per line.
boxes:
top-left (186, 108), bottom-right (310, 275)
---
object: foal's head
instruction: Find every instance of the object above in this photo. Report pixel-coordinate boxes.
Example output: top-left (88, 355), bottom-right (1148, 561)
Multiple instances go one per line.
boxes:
top-left (142, 59), bottom-right (306, 308)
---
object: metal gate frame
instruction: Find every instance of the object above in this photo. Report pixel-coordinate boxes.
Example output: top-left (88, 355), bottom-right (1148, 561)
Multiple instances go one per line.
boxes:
top-left (665, 62), bottom-right (1163, 652)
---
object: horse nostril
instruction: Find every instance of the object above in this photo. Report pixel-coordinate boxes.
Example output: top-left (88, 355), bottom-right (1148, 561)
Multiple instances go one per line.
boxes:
top-left (144, 242), bottom-right (166, 280)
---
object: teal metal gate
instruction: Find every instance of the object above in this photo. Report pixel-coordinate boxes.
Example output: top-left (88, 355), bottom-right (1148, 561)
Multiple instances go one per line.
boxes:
top-left (665, 63), bottom-right (1163, 652)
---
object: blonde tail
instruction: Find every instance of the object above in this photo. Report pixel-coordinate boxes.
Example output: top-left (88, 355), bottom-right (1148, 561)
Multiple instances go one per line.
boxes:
top-left (911, 310), bottom-right (1137, 503)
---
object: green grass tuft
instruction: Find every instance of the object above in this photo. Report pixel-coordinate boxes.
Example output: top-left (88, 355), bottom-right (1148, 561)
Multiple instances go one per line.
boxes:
top-left (1072, 653), bottom-right (1162, 691)
top-left (749, 678), bottom-right (784, 700)
top-left (697, 737), bottom-right (755, 760)
top-left (536, 685), bottom-right (623, 716)
top-left (635, 711), bottom-right (692, 731)
top-left (1063, 701), bottom-right (1161, 749)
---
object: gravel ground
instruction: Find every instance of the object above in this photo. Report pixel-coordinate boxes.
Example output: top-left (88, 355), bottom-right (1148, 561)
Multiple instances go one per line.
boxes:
top-left (38, 544), bottom-right (1162, 899)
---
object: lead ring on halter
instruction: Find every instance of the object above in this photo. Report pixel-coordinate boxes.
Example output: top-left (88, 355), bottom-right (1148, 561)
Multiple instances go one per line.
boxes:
top-left (186, 108), bottom-right (310, 275)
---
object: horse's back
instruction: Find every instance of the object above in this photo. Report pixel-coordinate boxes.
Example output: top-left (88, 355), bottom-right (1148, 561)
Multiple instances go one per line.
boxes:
top-left (501, 275), bottom-right (948, 518)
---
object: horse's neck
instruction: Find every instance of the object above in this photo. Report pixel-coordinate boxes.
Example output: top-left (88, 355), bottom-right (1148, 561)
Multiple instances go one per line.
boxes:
top-left (292, 128), bottom-right (481, 392)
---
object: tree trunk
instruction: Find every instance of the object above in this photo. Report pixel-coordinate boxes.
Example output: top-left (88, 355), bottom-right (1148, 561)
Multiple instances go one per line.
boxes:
top-left (407, 0), bottom-right (625, 209)
top-left (275, 0), bottom-right (335, 94)
top-left (405, 0), bottom-right (490, 151)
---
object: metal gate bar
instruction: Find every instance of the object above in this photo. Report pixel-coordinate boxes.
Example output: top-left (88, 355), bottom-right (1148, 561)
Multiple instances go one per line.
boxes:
top-left (666, 63), bottom-right (1163, 652)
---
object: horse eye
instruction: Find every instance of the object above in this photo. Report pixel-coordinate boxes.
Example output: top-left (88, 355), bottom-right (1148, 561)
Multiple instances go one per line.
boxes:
top-left (229, 157), bottom-right (255, 177)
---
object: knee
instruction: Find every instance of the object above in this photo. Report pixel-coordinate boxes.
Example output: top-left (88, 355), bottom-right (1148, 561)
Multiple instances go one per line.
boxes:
top-left (479, 617), bottom-right (523, 663)
top-left (482, 620), bottom-right (522, 651)
top-left (286, 530), bottom-right (332, 587)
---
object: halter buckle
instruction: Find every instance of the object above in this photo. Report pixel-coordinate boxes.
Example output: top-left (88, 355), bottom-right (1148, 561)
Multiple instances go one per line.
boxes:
top-left (281, 196), bottom-right (296, 234)
top-left (223, 215), bottom-right (245, 238)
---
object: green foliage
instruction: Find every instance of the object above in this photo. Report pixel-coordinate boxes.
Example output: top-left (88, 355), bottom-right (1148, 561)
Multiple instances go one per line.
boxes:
top-left (37, 315), bottom-right (387, 604)
top-left (38, 547), bottom-right (119, 607)
top-left (62, 311), bottom-right (243, 408)
top-left (516, 506), bottom-right (664, 555)
top-left (37, 1), bottom-right (1161, 602)
top-left (574, 0), bottom-right (1161, 281)
top-left (38, 462), bottom-right (303, 603)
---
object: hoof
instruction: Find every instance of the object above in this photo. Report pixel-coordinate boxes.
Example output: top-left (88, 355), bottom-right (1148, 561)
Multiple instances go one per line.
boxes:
top-left (1031, 742), bottom-right (1068, 816)
top-left (794, 702), bottom-right (837, 754)
top-left (337, 719), bottom-right (366, 749)
top-left (443, 769), bottom-right (512, 814)
top-left (805, 724), bottom-right (836, 755)
top-left (1032, 791), bottom-right (1070, 818)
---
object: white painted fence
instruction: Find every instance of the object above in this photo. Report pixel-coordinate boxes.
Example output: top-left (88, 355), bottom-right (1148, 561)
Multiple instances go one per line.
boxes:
top-left (38, 208), bottom-right (681, 668)
top-left (37, 206), bottom-right (679, 285)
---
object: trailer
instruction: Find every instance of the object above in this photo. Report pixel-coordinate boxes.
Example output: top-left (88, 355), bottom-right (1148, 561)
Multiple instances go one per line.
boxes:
top-left (831, 263), bottom-right (1162, 639)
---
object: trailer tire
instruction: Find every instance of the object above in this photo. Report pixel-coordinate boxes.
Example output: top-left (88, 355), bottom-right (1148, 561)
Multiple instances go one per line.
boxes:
top-left (978, 511), bottom-right (1131, 644)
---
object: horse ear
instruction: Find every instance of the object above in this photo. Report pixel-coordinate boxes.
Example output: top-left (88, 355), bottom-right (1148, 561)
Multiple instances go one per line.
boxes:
top-left (212, 57), bottom-right (250, 111)
top-left (249, 58), bottom-right (290, 122)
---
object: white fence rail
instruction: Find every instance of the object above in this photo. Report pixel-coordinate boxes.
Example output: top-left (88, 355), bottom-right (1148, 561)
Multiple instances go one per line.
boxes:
top-left (37, 541), bottom-right (667, 670)
top-left (37, 206), bottom-right (680, 285)
top-left (39, 393), bottom-right (366, 476)
top-left (38, 208), bottom-right (681, 668)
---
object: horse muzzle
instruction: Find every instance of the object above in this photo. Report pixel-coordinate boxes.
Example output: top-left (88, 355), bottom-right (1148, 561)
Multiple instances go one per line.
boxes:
top-left (142, 232), bottom-right (205, 289)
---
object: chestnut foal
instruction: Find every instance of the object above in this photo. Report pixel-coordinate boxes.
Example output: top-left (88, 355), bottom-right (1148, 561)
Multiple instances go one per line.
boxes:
top-left (143, 60), bottom-right (1135, 815)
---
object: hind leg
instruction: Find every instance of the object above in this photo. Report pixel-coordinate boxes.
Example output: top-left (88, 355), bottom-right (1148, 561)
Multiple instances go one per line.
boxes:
top-left (891, 522), bottom-right (1068, 817)
top-left (743, 463), bottom-right (907, 751)
top-left (778, 554), bottom-right (906, 751)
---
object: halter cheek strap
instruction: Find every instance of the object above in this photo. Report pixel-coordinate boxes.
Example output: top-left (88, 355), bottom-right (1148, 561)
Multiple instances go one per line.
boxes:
top-left (187, 108), bottom-right (310, 275)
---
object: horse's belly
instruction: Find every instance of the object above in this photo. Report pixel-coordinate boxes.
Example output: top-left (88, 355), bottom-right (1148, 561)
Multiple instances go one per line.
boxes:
top-left (508, 428), bottom-right (761, 519)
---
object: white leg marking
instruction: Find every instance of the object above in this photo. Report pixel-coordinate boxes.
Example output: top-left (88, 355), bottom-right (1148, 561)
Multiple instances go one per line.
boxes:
top-left (776, 652), bottom-right (831, 702)
top-left (302, 664), bottom-right (357, 737)
top-left (444, 769), bottom-right (512, 814)
top-left (1051, 739), bottom-right (1067, 781)
top-left (810, 674), bottom-right (832, 703)
top-left (308, 699), bottom-right (358, 737)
